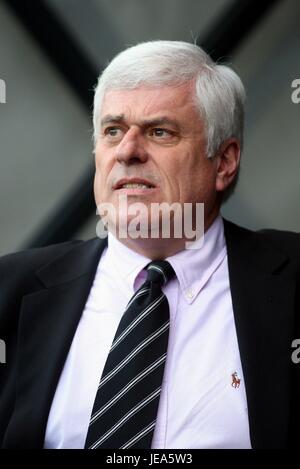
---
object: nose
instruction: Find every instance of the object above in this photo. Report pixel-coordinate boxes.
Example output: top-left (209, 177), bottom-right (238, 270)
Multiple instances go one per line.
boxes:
top-left (115, 127), bottom-right (148, 165)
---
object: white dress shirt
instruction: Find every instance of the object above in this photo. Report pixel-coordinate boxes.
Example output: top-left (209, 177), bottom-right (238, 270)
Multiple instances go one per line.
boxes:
top-left (44, 214), bottom-right (251, 449)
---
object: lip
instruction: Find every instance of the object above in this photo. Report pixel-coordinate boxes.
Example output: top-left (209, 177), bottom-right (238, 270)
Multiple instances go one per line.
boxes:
top-left (113, 178), bottom-right (156, 190)
top-left (116, 187), bottom-right (157, 196)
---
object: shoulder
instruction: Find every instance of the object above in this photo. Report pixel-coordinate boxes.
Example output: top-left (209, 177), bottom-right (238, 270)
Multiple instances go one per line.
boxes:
top-left (0, 237), bottom-right (107, 334)
top-left (0, 240), bottom-right (83, 282)
top-left (223, 218), bottom-right (300, 273)
top-left (0, 240), bottom-right (86, 313)
top-left (257, 227), bottom-right (300, 257)
top-left (0, 239), bottom-right (105, 331)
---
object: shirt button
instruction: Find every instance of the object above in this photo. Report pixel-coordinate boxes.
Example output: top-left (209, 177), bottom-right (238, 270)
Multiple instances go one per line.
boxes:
top-left (185, 288), bottom-right (194, 299)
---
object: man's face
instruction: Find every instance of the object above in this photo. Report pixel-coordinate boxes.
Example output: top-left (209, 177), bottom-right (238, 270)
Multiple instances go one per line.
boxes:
top-left (94, 82), bottom-right (220, 237)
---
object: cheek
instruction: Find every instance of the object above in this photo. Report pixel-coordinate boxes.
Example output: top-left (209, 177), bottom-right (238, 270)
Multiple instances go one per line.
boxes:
top-left (94, 162), bottom-right (108, 203)
top-left (94, 148), bottom-right (104, 171)
top-left (94, 150), bottom-right (110, 184)
top-left (93, 172), bottom-right (102, 206)
top-left (94, 162), bottom-right (103, 190)
top-left (186, 166), bottom-right (215, 201)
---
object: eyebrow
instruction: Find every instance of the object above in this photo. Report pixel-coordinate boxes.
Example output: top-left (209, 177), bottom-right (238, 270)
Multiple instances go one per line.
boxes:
top-left (100, 114), bottom-right (179, 129)
top-left (100, 114), bottom-right (125, 126)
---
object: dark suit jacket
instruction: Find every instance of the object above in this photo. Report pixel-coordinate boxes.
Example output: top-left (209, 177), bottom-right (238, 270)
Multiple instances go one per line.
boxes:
top-left (0, 219), bottom-right (300, 449)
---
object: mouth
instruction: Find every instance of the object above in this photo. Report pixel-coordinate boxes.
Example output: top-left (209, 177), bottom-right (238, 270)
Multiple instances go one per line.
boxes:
top-left (113, 178), bottom-right (157, 192)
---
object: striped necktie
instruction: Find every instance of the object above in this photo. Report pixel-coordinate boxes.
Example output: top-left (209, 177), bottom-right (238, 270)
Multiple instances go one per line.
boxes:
top-left (84, 260), bottom-right (175, 449)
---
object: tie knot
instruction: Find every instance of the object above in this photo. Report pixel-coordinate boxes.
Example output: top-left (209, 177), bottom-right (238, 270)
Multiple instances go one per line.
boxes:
top-left (146, 260), bottom-right (175, 286)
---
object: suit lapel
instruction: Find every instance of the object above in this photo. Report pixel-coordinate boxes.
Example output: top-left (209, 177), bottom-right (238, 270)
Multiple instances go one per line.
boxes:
top-left (3, 237), bottom-right (107, 448)
top-left (224, 219), bottom-right (295, 448)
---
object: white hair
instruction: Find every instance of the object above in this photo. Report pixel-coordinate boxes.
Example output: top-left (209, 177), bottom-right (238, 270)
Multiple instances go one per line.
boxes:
top-left (93, 40), bottom-right (246, 159)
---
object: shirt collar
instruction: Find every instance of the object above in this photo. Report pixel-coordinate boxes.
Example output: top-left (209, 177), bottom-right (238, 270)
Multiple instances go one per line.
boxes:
top-left (166, 214), bottom-right (227, 304)
top-left (106, 232), bottom-right (151, 295)
top-left (106, 214), bottom-right (226, 303)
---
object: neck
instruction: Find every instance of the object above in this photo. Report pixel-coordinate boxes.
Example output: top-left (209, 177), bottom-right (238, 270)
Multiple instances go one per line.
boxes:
top-left (113, 211), bottom-right (220, 260)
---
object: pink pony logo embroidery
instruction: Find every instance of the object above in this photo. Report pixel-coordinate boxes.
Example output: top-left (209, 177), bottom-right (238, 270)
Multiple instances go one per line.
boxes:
top-left (231, 372), bottom-right (241, 388)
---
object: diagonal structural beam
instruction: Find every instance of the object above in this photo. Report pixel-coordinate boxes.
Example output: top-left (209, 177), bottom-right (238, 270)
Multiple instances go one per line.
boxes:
top-left (4, 0), bottom-right (97, 109)
top-left (199, 0), bottom-right (280, 61)
top-left (4, 0), bottom-right (98, 248)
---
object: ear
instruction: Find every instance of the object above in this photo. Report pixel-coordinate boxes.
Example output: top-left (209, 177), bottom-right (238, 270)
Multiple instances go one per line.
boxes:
top-left (215, 139), bottom-right (241, 193)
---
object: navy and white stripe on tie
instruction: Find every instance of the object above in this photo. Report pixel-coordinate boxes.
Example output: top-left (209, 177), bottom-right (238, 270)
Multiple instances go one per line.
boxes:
top-left (84, 260), bottom-right (175, 449)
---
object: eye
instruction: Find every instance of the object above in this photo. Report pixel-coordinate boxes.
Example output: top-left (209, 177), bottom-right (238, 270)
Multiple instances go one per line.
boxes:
top-left (150, 128), bottom-right (172, 138)
top-left (103, 126), bottom-right (124, 140)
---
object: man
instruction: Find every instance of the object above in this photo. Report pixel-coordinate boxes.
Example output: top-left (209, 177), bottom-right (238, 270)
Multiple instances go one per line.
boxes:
top-left (0, 40), bottom-right (299, 449)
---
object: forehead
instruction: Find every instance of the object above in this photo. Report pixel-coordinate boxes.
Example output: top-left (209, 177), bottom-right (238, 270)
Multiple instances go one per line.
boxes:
top-left (100, 83), bottom-right (198, 121)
